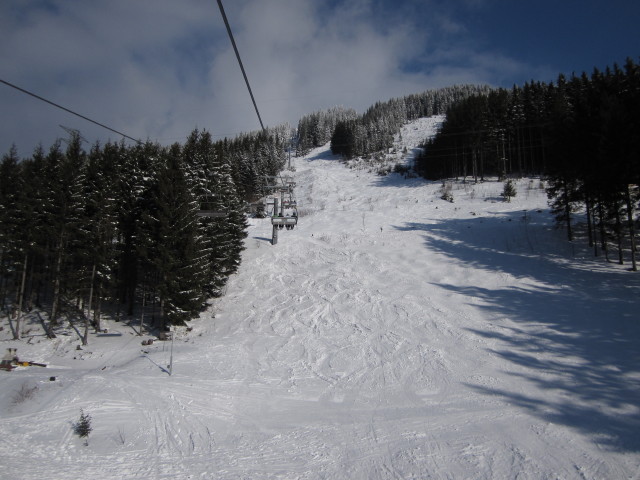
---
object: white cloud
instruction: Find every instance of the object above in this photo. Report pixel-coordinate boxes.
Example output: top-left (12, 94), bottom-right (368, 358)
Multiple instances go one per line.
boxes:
top-left (0, 0), bottom-right (539, 156)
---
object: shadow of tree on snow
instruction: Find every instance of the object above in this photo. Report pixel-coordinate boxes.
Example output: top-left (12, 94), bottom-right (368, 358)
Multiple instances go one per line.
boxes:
top-left (395, 213), bottom-right (640, 452)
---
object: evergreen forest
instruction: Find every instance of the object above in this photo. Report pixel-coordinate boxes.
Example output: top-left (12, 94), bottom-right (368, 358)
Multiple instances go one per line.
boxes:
top-left (1, 58), bottom-right (638, 341)
top-left (0, 126), bottom-right (288, 339)
top-left (414, 58), bottom-right (639, 269)
top-left (326, 85), bottom-right (492, 159)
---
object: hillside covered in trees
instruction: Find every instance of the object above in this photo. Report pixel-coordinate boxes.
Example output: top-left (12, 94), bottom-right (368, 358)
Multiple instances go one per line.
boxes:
top-left (1, 58), bottom-right (639, 338)
top-left (325, 85), bottom-right (492, 160)
top-left (415, 58), bottom-right (639, 269)
top-left (2, 115), bottom-right (639, 479)
top-left (0, 126), bottom-right (288, 338)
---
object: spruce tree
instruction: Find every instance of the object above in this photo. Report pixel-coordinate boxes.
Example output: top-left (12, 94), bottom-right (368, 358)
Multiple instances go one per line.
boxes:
top-left (79, 142), bottom-right (120, 336)
top-left (139, 145), bottom-right (207, 327)
top-left (0, 146), bottom-right (23, 327)
top-left (74, 409), bottom-right (92, 445)
top-left (502, 179), bottom-right (517, 202)
top-left (43, 137), bottom-right (87, 332)
top-left (19, 146), bottom-right (50, 312)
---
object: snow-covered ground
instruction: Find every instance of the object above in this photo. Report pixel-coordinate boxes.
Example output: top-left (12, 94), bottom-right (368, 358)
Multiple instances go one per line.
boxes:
top-left (2, 117), bottom-right (640, 479)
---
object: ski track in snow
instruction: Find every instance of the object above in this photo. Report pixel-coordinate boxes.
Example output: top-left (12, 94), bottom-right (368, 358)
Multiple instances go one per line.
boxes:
top-left (2, 117), bottom-right (640, 479)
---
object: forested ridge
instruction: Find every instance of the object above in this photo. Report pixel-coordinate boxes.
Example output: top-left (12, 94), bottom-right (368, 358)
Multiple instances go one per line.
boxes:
top-left (324, 85), bottom-right (492, 159)
top-left (0, 126), bottom-right (288, 339)
top-left (415, 58), bottom-right (639, 269)
top-left (2, 58), bottom-right (638, 340)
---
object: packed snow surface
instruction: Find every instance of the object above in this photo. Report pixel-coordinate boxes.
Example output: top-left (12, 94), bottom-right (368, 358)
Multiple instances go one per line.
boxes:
top-left (2, 117), bottom-right (640, 479)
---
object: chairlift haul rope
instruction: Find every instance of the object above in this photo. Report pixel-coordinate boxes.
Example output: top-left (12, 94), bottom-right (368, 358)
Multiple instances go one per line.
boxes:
top-left (216, 0), bottom-right (265, 131)
top-left (216, 1), bottom-right (298, 244)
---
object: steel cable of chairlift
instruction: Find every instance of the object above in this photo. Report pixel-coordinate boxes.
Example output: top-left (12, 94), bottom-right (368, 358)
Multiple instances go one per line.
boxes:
top-left (0, 78), bottom-right (141, 144)
top-left (216, 0), bottom-right (264, 132)
top-left (216, 1), bottom-right (300, 241)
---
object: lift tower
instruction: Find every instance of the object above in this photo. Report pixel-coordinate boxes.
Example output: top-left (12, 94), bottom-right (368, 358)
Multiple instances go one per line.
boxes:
top-left (264, 176), bottom-right (298, 245)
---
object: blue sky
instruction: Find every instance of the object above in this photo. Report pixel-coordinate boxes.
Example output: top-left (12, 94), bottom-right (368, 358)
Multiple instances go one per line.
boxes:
top-left (1, 0), bottom-right (638, 156)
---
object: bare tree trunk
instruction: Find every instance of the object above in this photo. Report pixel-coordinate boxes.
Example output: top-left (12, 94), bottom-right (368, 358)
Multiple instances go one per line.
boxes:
top-left (26, 256), bottom-right (35, 311)
top-left (13, 252), bottom-right (28, 340)
top-left (461, 145), bottom-right (467, 183)
top-left (93, 280), bottom-right (102, 333)
top-left (0, 249), bottom-right (6, 312)
top-left (540, 129), bottom-right (547, 173)
top-left (563, 178), bottom-right (573, 242)
top-left (151, 287), bottom-right (157, 325)
top-left (597, 200), bottom-right (609, 263)
top-left (625, 185), bottom-right (637, 271)
top-left (528, 126), bottom-right (534, 173)
top-left (83, 263), bottom-right (96, 346)
top-left (139, 281), bottom-right (146, 336)
top-left (585, 196), bottom-right (594, 249)
top-left (615, 206), bottom-right (624, 265)
top-left (472, 149), bottom-right (478, 184)
top-left (159, 297), bottom-right (165, 332)
top-left (48, 244), bottom-right (64, 338)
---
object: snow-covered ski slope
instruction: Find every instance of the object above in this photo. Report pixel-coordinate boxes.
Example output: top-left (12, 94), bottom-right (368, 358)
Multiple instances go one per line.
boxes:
top-left (2, 117), bottom-right (640, 479)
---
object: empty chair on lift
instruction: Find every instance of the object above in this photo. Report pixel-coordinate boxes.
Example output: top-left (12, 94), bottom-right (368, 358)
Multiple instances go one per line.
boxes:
top-left (197, 195), bottom-right (226, 218)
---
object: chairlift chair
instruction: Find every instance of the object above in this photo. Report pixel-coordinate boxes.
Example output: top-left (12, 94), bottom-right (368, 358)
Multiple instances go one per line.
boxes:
top-left (197, 210), bottom-right (226, 218)
top-left (197, 194), bottom-right (227, 218)
top-left (271, 214), bottom-right (297, 230)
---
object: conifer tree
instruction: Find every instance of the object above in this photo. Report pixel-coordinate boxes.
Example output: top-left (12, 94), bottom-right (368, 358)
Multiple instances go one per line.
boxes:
top-left (116, 141), bottom-right (160, 317)
top-left (0, 146), bottom-right (24, 331)
top-left (502, 179), bottom-right (517, 202)
top-left (198, 156), bottom-right (247, 296)
top-left (139, 145), bottom-right (207, 327)
top-left (18, 146), bottom-right (50, 313)
top-left (74, 409), bottom-right (92, 445)
top-left (44, 136), bottom-right (87, 333)
top-left (79, 142), bottom-right (120, 337)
